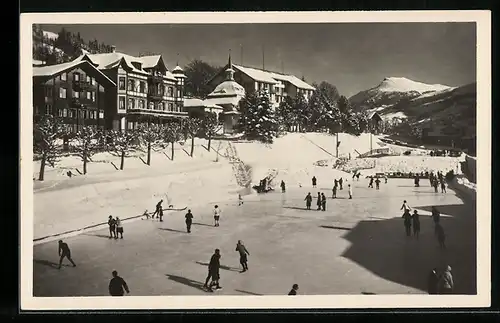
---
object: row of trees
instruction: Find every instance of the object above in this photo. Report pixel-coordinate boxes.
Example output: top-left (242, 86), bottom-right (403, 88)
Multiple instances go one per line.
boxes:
top-left (33, 113), bottom-right (220, 181)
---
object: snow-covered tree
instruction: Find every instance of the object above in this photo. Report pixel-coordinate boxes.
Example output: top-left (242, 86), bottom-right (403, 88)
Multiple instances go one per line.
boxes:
top-left (108, 130), bottom-right (138, 170)
top-left (236, 90), bottom-right (278, 143)
top-left (201, 112), bottom-right (220, 151)
top-left (183, 118), bottom-right (202, 157)
top-left (275, 96), bottom-right (295, 133)
top-left (33, 115), bottom-right (67, 181)
top-left (73, 126), bottom-right (102, 174)
top-left (163, 122), bottom-right (184, 160)
top-left (292, 94), bottom-right (309, 132)
top-left (138, 123), bottom-right (163, 166)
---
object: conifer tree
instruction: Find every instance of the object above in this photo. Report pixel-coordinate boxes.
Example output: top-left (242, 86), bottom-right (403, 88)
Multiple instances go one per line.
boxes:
top-left (236, 90), bottom-right (278, 143)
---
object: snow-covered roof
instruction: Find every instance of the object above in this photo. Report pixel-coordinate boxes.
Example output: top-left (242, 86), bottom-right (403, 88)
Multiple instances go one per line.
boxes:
top-left (172, 65), bottom-right (183, 72)
top-left (33, 60), bottom-right (116, 87)
top-left (205, 96), bottom-right (243, 106)
top-left (139, 55), bottom-right (162, 69)
top-left (230, 64), bottom-right (315, 90)
top-left (183, 98), bottom-right (223, 109)
top-left (208, 80), bottom-right (246, 98)
top-left (268, 73), bottom-right (316, 91)
top-left (42, 30), bottom-right (59, 40)
top-left (33, 59), bottom-right (45, 66)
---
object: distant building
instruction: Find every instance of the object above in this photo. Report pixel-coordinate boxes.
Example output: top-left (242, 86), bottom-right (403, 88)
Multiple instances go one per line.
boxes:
top-left (207, 61), bottom-right (315, 108)
top-left (368, 111), bottom-right (383, 132)
top-left (73, 46), bottom-right (187, 131)
top-left (33, 59), bottom-right (116, 132)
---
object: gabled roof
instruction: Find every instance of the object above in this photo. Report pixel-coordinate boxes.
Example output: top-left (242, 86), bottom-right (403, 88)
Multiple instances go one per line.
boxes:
top-left (139, 55), bottom-right (162, 69)
top-left (368, 111), bottom-right (383, 121)
top-left (232, 64), bottom-right (279, 84)
top-left (33, 60), bottom-right (116, 87)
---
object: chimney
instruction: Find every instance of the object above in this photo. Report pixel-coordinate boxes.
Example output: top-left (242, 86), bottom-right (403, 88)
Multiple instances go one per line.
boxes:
top-left (111, 45), bottom-right (116, 53)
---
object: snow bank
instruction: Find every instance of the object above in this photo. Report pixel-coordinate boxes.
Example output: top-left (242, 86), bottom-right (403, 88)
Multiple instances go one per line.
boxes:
top-left (449, 175), bottom-right (476, 200)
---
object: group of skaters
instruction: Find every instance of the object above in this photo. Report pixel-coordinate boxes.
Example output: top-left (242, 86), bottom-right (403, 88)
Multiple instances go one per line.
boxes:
top-left (429, 171), bottom-right (447, 193)
top-left (368, 175), bottom-right (387, 190)
top-left (400, 200), bottom-right (447, 248)
top-left (107, 215), bottom-right (124, 239)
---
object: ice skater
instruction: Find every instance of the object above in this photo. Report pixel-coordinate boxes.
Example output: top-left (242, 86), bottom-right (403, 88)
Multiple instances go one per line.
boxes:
top-left (368, 176), bottom-right (374, 188)
top-left (108, 215), bottom-right (117, 239)
top-left (108, 270), bottom-right (130, 296)
top-left (431, 206), bottom-right (441, 225)
top-left (356, 173), bottom-right (361, 181)
top-left (57, 240), bottom-right (76, 269)
top-left (281, 180), bottom-right (286, 193)
top-left (332, 184), bottom-right (337, 199)
top-left (427, 268), bottom-right (439, 294)
top-left (115, 217), bottom-right (124, 239)
top-left (185, 209), bottom-right (193, 233)
top-left (304, 193), bottom-right (312, 210)
top-left (203, 249), bottom-right (222, 292)
top-left (348, 184), bottom-right (353, 199)
top-left (152, 199), bottom-right (163, 219)
top-left (438, 265), bottom-right (454, 294)
top-left (401, 200), bottom-right (411, 213)
top-left (402, 209), bottom-right (412, 237)
top-left (384, 175), bottom-right (388, 184)
top-left (316, 192), bottom-right (322, 210)
top-left (288, 284), bottom-right (299, 295)
top-left (312, 176), bottom-right (317, 188)
top-left (435, 223), bottom-right (446, 249)
top-left (238, 194), bottom-right (244, 206)
top-left (375, 177), bottom-right (381, 190)
top-left (213, 205), bottom-right (221, 227)
top-left (412, 210), bottom-right (420, 240)
top-left (339, 177), bottom-right (343, 190)
top-left (440, 180), bottom-right (447, 193)
top-left (433, 180), bottom-right (439, 193)
top-left (321, 193), bottom-right (327, 211)
top-left (235, 240), bottom-right (250, 272)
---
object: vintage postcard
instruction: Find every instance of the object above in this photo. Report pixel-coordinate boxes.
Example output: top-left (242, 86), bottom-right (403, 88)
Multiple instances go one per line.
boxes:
top-left (20, 11), bottom-right (491, 310)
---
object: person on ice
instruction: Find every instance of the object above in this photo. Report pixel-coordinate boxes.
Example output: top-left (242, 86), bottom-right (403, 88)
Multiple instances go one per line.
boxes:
top-left (431, 206), bottom-right (441, 225)
top-left (312, 176), bottom-right (317, 188)
top-left (238, 194), bottom-right (244, 206)
top-left (412, 210), bottom-right (421, 239)
top-left (433, 180), bottom-right (439, 193)
top-left (108, 215), bottom-right (117, 239)
top-left (368, 176), bottom-right (374, 188)
top-left (58, 240), bottom-right (76, 269)
top-left (108, 270), bottom-right (130, 296)
top-left (185, 209), bottom-right (194, 233)
top-left (281, 180), bottom-right (286, 193)
top-left (348, 184), bottom-right (353, 199)
top-left (288, 284), bottom-right (299, 295)
top-left (339, 177), bottom-right (343, 190)
top-left (153, 199), bottom-right (163, 219)
top-left (440, 180), bottom-right (447, 193)
top-left (235, 240), bottom-right (250, 272)
top-left (438, 265), bottom-right (454, 294)
top-left (414, 174), bottom-right (420, 187)
top-left (332, 184), bottom-right (337, 199)
top-left (356, 173), bottom-right (361, 181)
top-left (204, 249), bottom-right (222, 292)
top-left (435, 223), bottom-right (446, 249)
top-left (316, 192), bottom-right (322, 211)
top-left (334, 179), bottom-right (338, 188)
top-left (321, 193), bottom-right (327, 211)
top-left (375, 177), bottom-right (381, 190)
top-left (400, 200), bottom-right (411, 213)
top-left (213, 205), bottom-right (221, 227)
top-left (304, 193), bottom-right (313, 210)
top-left (115, 217), bottom-right (124, 239)
top-left (384, 175), bottom-right (388, 184)
top-left (402, 209), bottom-right (412, 237)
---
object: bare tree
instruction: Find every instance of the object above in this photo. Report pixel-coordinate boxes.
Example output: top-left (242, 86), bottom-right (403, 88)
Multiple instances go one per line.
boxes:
top-left (202, 112), bottom-right (220, 151)
top-left (163, 122), bottom-right (184, 160)
top-left (73, 126), bottom-right (102, 174)
top-left (108, 130), bottom-right (138, 170)
top-left (183, 118), bottom-right (202, 157)
top-left (138, 123), bottom-right (164, 165)
top-left (33, 115), bottom-right (67, 181)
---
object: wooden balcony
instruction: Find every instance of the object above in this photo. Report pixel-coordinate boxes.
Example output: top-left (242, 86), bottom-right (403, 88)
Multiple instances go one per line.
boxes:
top-left (148, 91), bottom-right (164, 100)
top-left (127, 107), bottom-right (188, 118)
top-left (72, 79), bottom-right (91, 90)
top-left (148, 74), bottom-right (163, 83)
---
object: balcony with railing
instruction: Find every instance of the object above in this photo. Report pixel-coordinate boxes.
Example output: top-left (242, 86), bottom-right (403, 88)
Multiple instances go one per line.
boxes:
top-left (72, 79), bottom-right (92, 90)
top-left (127, 106), bottom-right (188, 118)
top-left (148, 90), bottom-right (164, 100)
top-left (148, 73), bottom-right (164, 83)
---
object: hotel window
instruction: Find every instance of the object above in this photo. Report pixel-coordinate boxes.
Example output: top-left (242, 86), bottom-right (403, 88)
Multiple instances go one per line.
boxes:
top-left (140, 81), bottom-right (145, 93)
top-left (74, 73), bottom-right (80, 81)
top-left (158, 102), bottom-right (164, 111)
top-left (60, 72), bottom-right (67, 81)
top-left (59, 87), bottom-right (67, 99)
top-left (99, 110), bottom-right (104, 119)
top-left (128, 79), bottom-right (135, 91)
top-left (159, 84), bottom-right (164, 96)
top-left (45, 87), bottom-right (52, 98)
top-left (168, 103), bottom-right (173, 111)
top-left (91, 77), bottom-right (96, 86)
top-left (89, 111), bottom-right (95, 119)
top-left (128, 98), bottom-right (134, 109)
top-left (63, 108), bottom-right (68, 117)
top-left (119, 77), bottom-right (125, 90)
top-left (86, 91), bottom-right (91, 100)
top-left (149, 102), bottom-right (154, 110)
top-left (168, 87), bottom-right (173, 97)
top-left (45, 104), bottom-right (52, 115)
top-left (139, 100), bottom-right (144, 109)
top-left (119, 96), bottom-right (126, 110)
top-left (85, 75), bottom-right (90, 83)
top-left (73, 90), bottom-right (81, 98)
top-left (92, 91), bottom-right (96, 102)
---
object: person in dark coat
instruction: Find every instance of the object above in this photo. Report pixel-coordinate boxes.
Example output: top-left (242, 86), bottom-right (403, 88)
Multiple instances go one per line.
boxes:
top-left (185, 209), bottom-right (194, 233)
top-left (58, 240), bottom-right (76, 269)
top-left (427, 268), bottom-right (439, 294)
top-left (368, 176), bottom-right (374, 188)
top-left (321, 193), bottom-right (326, 211)
top-left (438, 265), bottom-right (454, 294)
top-left (304, 193), bottom-right (312, 210)
top-left (339, 178), bottom-right (343, 190)
top-left (280, 180), bottom-right (286, 193)
top-left (440, 180), bottom-right (447, 193)
top-left (431, 206), bottom-right (440, 225)
top-left (334, 179), bottom-right (338, 188)
top-left (108, 215), bottom-right (116, 239)
top-left (433, 180), bottom-right (439, 193)
top-left (375, 177), bottom-right (381, 190)
top-left (414, 174), bottom-right (420, 187)
top-left (235, 240), bottom-right (250, 272)
top-left (412, 210), bottom-right (421, 239)
top-left (152, 199), bottom-right (163, 219)
top-left (356, 173), bottom-right (361, 181)
top-left (204, 249), bottom-right (222, 291)
top-left (115, 217), bottom-right (124, 239)
top-left (435, 223), bottom-right (446, 249)
top-left (312, 176), bottom-right (317, 188)
top-left (316, 192), bottom-right (322, 210)
top-left (109, 270), bottom-right (130, 296)
top-left (288, 284), bottom-right (299, 295)
top-left (402, 209), bottom-right (412, 237)
top-left (332, 184), bottom-right (337, 198)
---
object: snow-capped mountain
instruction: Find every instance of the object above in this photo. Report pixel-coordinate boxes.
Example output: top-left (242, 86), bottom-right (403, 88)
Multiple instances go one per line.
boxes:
top-left (349, 77), bottom-right (456, 115)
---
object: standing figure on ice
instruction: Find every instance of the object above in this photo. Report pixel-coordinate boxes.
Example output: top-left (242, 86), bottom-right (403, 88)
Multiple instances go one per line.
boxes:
top-left (108, 270), bottom-right (130, 296)
top-left (312, 176), bottom-right (317, 188)
top-left (304, 193), bottom-right (313, 210)
top-left (414, 173), bottom-right (420, 187)
top-left (321, 193), bottom-right (327, 211)
top-left (375, 177), bottom-right (381, 190)
top-left (108, 215), bottom-right (117, 239)
top-left (280, 180), bottom-right (286, 193)
top-left (332, 183), bottom-right (337, 199)
top-left (213, 205), bottom-right (221, 227)
top-left (402, 209), bottom-right (412, 237)
top-left (316, 192), bottom-right (322, 210)
top-left (235, 240), bottom-right (250, 272)
top-left (57, 240), bottom-right (76, 269)
top-left (431, 206), bottom-right (441, 225)
top-left (412, 210), bottom-right (421, 239)
top-left (435, 223), bottom-right (446, 249)
top-left (203, 249), bottom-right (222, 292)
top-left (115, 217), bottom-right (124, 239)
top-left (185, 209), bottom-right (194, 233)
top-left (339, 177), bottom-right (343, 190)
top-left (368, 176), bottom-right (374, 188)
top-left (433, 180), bottom-right (439, 193)
top-left (153, 199), bottom-right (163, 220)
top-left (348, 184), bottom-right (353, 199)
top-left (440, 179), bottom-right (447, 193)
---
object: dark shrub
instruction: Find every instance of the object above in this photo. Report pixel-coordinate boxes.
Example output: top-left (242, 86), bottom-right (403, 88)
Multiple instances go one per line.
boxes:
top-left (403, 150), bottom-right (412, 155)
top-left (445, 170), bottom-right (455, 182)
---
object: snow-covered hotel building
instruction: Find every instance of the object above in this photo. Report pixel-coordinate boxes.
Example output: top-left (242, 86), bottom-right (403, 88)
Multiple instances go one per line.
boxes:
top-left (33, 59), bottom-right (116, 132)
top-left (73, 47), bottom-right (188, 131)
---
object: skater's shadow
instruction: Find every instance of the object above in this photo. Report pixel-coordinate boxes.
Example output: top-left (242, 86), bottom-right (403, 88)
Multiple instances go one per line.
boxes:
top-left (83, 233), bottom-right (112, 239)
top-left (159, 228), bottom-right (186, 234)
top-left (283, 206), bottom-right (310, 211)
top-left (319, 225), bottom-right (351, 231)
top-left (235, 289), bottom-right (263, 296)
top-left (33, 259), bottom-right (69, 269)
top-left (361, 291), bottom-right (377, 295)
top-left (195, 261), bottom-right (241, 272)
top-left (192, 222), bottom-right (214, 227)
top-left (165, 274), bottom-right (206, 292)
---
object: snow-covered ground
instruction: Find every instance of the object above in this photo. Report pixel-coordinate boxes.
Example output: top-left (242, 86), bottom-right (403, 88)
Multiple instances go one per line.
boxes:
top-left (33, 132), bottom-right (465, 240)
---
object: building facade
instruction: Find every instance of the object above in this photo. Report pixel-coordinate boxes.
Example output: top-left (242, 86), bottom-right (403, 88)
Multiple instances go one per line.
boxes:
top-left (75, 48), bottom-right (187, 131)
top-left (208, 63), bottom-right (315, 108)
top-left (33, 60), bottom-right (116, 132)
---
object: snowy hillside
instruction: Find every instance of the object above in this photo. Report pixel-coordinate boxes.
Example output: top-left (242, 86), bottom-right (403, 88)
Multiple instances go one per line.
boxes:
top-left (377, 77), bottom-right (452, 94)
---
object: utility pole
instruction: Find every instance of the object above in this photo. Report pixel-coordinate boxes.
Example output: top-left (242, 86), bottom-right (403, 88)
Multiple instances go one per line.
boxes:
top-left (336, 132), bottom-right (339, 158)
top-left (370, 131), bottom-right (373, 155)
top-left (240, 44), bottom-right (243, 65)
top-left (262, 45), bottom-right (265, 70)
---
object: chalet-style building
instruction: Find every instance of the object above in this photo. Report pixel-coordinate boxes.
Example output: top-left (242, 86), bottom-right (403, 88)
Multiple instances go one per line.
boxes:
top-left (368, 111), bottom-right (383, 133)
top-left (207, 61), bottom-right (315, 108)
top-left (33, 59), bottom-right (116, 132)
top-left (74, 47), bottom-right (187, 131)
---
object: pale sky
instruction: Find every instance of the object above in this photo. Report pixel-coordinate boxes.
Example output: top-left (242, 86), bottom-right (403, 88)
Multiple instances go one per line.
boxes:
top-left (42, 23), bottom-right (476, 97)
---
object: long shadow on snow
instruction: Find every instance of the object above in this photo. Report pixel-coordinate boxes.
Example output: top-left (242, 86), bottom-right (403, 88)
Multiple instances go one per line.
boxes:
top-left (165, 274), bottom-right (206, 292)
top-left (195, 261), bottom-right (241, 272)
